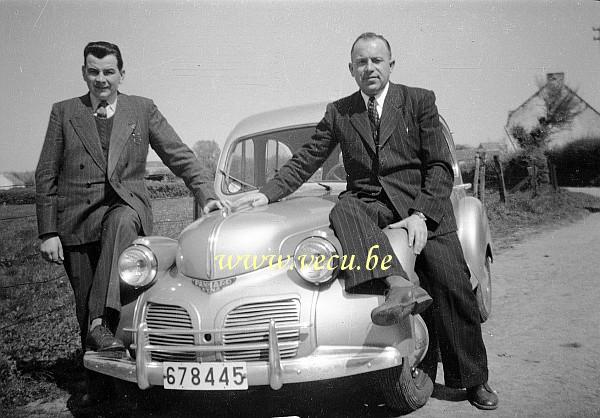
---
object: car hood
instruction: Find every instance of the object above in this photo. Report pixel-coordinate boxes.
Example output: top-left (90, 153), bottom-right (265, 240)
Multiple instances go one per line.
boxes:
top-left (177, 197), bottom-right (336, 280)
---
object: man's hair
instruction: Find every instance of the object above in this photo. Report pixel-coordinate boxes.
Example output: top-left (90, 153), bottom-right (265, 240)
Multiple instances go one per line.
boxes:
top-left (350, 32), bottom-right (392, 59)
top-left (83, 41), bottom-right (124, 71)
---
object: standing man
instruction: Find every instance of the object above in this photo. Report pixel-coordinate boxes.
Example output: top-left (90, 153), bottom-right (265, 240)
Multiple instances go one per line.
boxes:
top-left (36, 41), bottom-right (220, 366)
top-left (233, 33), bottom-right (498, 410)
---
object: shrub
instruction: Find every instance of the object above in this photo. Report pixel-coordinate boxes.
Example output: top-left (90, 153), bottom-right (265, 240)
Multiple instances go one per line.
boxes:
top-left (547, 137), bottom-right (600, 186)
top-left (146, 180), bottom-right (193, 199)
top-left (0, 182), bottom-right (196, 205)
top-left (0, 188), bottom-right (35, 205)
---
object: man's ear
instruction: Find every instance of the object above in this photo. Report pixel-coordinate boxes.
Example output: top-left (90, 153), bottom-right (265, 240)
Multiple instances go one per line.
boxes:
top-left (348, 62), bottom-right (354, 76)
top-left (81, 65), bottom-right (86, 81)
top-left (389, 59), bottom-right (395, 72)
top-left (120, 69), bottom-right (125, 81)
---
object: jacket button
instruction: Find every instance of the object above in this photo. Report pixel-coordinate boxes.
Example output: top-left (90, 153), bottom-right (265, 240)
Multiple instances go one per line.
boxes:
top-left (80, 164), bottom-right (84, 169)
top-left (86, 182), bottom-right (91, 188)
top-left (86, 199), bottom-right (91, 204)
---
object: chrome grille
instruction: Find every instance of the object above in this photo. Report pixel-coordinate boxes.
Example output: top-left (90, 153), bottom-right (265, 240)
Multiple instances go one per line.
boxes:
top-left (145, 302), bottom-right (196, 362)
top-left (223, 299), bottom-right (300, 361)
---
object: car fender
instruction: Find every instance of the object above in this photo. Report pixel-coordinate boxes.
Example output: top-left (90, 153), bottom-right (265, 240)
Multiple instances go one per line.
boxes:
top-left (455, 196), bottom-right (493, 290)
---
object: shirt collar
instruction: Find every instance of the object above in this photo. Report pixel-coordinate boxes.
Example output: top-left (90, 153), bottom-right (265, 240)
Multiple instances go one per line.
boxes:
top-left (90, 94), bottom-right (118, 119)
top-left (360, 82), bottom-right (389, 116)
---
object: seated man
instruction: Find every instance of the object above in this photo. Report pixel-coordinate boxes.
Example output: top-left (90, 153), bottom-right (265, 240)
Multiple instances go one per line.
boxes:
top-left (233, 32), bottom-right (498, 410)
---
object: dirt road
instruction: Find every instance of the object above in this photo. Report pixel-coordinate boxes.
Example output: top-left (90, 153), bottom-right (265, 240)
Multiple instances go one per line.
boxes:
top-left (409, 212), bottom-right (600, 417)
top-left (17, 213), bottom-right (600, 417)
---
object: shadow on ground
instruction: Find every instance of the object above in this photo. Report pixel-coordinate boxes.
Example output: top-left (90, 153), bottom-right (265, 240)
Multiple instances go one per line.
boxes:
top-left (64, 372), bottom-right (409, 418)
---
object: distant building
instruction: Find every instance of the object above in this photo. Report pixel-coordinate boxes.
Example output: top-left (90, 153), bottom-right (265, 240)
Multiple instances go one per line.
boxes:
top-left (456, 142), bottom-right (507, 167)
top-left (0, 173), bottom-right (26, 190)
top-left (506, 73), bottom-right (600, 150)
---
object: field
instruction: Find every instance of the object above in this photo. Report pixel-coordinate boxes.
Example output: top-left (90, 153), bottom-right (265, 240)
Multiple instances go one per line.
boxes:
top-left (1, 189), bottom-right (600, 415)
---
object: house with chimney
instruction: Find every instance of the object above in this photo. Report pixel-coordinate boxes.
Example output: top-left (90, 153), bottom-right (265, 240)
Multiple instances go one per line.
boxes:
top-left (505, 73), bottom-right (600, 150)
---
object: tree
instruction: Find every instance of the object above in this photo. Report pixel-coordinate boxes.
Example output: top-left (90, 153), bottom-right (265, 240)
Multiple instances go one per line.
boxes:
top-left (510, 77), bottom-right (584, 192)
top-left (192, 140), bottom-right (221, 181)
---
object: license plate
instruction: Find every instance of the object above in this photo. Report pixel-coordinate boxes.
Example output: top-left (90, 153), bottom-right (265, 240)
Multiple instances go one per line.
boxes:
top-left (163, 362), bottom-right (248, 390)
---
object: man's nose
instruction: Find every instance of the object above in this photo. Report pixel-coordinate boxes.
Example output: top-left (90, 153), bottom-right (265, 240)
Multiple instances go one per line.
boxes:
top-left (96, 73), bottom-right (106, 83)
top-left (365, 59), bottom-right (374, 71)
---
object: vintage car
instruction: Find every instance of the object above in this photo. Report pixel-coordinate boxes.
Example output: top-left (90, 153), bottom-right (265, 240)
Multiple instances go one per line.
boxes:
top-left (84, 103), bottom-right (493, 414)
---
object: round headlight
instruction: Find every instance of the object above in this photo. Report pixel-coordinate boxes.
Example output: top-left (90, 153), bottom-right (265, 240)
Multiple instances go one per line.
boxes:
top-left (293, 237), bottom-right (338, 284)
top-left (118, 245), bottom-right (158, 288)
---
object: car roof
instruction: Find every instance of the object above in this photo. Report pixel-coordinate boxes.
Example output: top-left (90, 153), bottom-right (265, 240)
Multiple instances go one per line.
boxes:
top-left (226, 102), bottom-right (328, 141)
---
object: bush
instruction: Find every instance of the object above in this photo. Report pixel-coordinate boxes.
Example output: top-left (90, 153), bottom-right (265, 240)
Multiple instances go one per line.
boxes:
top-left (146, 180), bottom-right (193, 199)
top-left (0, 182), bottom-right (195, 206)
top-left (547, 137), bottom-right (600, 186)
top-left (0, 188), bottom-right (35, 205)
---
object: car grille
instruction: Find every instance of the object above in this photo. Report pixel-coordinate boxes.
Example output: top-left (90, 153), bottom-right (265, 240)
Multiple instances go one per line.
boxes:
top-left (145, 302), bottom-right (196, 362)
top-left (222, 299), bottom-right (300, 361)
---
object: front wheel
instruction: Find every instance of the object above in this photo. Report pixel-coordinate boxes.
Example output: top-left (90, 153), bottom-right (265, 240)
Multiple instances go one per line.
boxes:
top-left (379, 356), bottom-right (433, 414)
top-left (475, 255), bottom-right (492, 322)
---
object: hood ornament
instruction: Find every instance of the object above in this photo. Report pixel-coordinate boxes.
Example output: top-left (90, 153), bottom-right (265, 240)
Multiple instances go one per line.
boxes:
top-left (191, 277), bottom-right (236, 294)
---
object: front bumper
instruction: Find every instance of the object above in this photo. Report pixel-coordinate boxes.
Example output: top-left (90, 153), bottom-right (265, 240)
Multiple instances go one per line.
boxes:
top-left (84, 320), bottom-right (404, 390)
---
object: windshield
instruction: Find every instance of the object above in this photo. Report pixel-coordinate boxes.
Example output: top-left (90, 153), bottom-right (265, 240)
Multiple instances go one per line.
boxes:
top-left (221, 125), bottom-right (345, 195)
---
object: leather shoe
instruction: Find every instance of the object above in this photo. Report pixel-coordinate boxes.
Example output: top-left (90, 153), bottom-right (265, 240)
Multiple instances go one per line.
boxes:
top-left (467, 382), bottom-right (499, 410)
top-left (371, 282), bottom-right (432, 326)
top-left (86, 324), bottom-right (125, 352)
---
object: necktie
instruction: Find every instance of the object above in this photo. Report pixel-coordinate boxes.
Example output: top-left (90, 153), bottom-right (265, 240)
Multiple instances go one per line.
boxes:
top-left (368, 96), bottom-right (379, 142)
top-left (96, 101), bottom-right (108, 118)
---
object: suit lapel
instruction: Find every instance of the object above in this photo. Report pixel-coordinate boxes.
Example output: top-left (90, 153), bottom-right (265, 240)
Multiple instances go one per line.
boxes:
top-left (107, 94), bottom-right (137, 179)
top-left (70, 95), bottom-right (107, 172)
top-left (379, 83), bottom-right (407, 149)
top-left (348, 92), bottom-right (377, 154)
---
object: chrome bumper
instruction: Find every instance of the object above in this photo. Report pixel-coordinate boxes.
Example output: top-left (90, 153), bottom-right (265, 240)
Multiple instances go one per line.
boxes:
top-left (83, 320), bottom-right (404, 390)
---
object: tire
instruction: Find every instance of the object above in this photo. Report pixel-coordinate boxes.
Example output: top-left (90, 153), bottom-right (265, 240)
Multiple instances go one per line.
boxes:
top-left (475, 255), bottom-right (492, 322)
top-left (379, 356), bottom-right (433, 414)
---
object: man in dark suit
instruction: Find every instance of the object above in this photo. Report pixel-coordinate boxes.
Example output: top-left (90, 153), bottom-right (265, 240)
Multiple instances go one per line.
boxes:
top-left (36, 41), bottom-right (220, 364)
top-left (233, 33), bottom-right (498, 410)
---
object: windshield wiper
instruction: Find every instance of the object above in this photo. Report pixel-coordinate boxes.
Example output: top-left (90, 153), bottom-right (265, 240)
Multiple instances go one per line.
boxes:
top-left (317, 182), bottom-right (332, 192)
top-left (219, 169), bottom-right (258, 191)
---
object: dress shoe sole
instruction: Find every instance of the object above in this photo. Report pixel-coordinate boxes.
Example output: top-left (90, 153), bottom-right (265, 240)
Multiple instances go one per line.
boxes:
top-left (468, 399), bottom-right (498, 410)
top-left (371, 294), bottom-right (433, 326)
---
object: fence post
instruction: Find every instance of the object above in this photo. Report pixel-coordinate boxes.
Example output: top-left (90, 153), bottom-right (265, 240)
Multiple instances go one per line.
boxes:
top-left (193, 196), bottom-right (202, 220)
top-left (548, 160), bottom-right (559, 191)
top-left (479, 149), bottom-right (486, 204)
top-left (473, 150), bottom-right (481, 198)
top-left (529, 165), bottom-right (538, 198)
top-left (493, 155), bottom-right (507, 204)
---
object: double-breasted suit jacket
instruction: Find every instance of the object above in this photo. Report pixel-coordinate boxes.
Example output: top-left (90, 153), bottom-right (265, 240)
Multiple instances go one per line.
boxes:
top-left (35, 93), bottom-right (216, 246)
top-left (261, 82), bottom-right (456, 238)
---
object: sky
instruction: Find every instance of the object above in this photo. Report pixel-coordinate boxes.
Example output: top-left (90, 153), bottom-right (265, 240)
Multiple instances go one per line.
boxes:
top-left (1, 0), bottom-right (599, 172)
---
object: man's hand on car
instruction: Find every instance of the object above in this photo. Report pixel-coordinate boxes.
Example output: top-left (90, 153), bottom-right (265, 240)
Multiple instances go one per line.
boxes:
top-left (203, 199), bottom-right (230, 214)
top-left (231, 193), bottom-right (269, 211)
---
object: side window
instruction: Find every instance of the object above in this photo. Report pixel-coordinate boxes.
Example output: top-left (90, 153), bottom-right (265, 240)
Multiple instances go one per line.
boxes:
top-left (224, 139), bottom-right (255, 194)
top-left (265, 139), bottom-right (293, 182)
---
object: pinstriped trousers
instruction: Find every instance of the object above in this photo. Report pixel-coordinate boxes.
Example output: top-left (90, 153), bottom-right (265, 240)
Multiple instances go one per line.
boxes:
top-left (63, 203), bottom-right (141, 346)
top-left (329, 194), bottom-right (488, 388)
